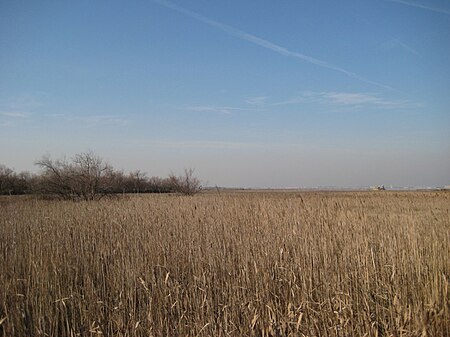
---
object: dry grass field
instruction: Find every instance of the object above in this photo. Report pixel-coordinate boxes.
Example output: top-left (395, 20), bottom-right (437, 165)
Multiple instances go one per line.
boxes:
top-left (0, 191), bottom-right (449, 336)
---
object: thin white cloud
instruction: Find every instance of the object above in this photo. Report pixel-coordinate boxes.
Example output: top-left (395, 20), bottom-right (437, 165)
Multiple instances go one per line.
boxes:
top-left (272, 96), bottom-right (308, 106)
top-left (44, 113), bottom-right (67, 118)
top-left (322, 92), bottom-right (383, 105)
top-left (47, 114), bottom-right (129, 128)
top-left (141, 140), bottom-right (260, 150)
top-left (135, 139), bottom-right (312, 151)
top-left (246, 96), bottom-right (268, 106)
top-left (274, 91), bottom-right (413, 109)
top-left (0, 94), bottom-right (45, 110)
top-left (0, 111), bottom-right (29, 118)
top-left (387, 0), bottom-right (450, 15)
top-left (153, 0), bottom-right (393, 90)
top-left (320, 92), bottom-right (412, 108)
top-left (187, 105), bottom-right (256, 114)
top-left (71, 115), bottom-right (129, 128)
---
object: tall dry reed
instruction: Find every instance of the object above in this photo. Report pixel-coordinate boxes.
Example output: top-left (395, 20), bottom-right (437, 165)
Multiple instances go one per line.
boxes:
top-left (0, 191), bottom-right (449, 336)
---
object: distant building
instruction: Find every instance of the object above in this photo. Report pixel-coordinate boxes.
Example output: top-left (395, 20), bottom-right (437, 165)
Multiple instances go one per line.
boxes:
top-left (371, 185), bottom-right (385, 191)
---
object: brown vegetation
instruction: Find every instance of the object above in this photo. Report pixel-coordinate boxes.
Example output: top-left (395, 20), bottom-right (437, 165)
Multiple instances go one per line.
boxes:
top-left (0, 191), bottom-right (449, 336)
top-left (0, 152), bottom-right (201, 198)
top-left (0, 164), bottom-right (34, 195)
top-left (168, 168), bottom-right (202, 196)
top-left (35, 152), bottom-right (117, 201)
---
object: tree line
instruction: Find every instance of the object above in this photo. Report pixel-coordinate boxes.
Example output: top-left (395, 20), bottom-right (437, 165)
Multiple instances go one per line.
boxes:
top-left (0, 151), bottom-right (201, 200)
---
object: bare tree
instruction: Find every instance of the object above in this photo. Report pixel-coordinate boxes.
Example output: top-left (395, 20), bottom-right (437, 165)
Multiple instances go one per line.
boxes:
top-left (71, 151), bottom-right (115, 200)
top-left (0, 165), bottom-right (35, 195)
top-left (35, 151), bottom-right (115, 201)
top-left (35, 155), bottom-right (77, 200)
top-left (147, 176), bottom-right (173, 193)
top-left (168, 168), bottom-right (202, 196)
top-left (0, 165), bottom-right (14, 195)
top-left (127, 170), bottom-right (147, 193)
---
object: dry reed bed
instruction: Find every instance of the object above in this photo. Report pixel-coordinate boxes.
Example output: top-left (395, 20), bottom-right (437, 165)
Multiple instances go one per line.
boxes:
top-left (0, 191), bottom-right (449, 336)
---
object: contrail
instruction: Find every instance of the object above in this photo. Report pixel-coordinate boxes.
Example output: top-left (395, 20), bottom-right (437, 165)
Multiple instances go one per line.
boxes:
top-left (386, 0), bottom-right (450, 15)
top-left (153, 0), bottom-right (394, 91)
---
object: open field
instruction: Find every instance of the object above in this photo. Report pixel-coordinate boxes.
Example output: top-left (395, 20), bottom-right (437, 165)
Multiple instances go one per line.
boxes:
top-left (0, 191), bottom-right (449, 336)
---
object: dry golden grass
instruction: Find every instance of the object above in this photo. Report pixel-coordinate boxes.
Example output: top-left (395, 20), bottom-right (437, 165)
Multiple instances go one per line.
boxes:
top-left (0, 191), bottom-right (449, 336)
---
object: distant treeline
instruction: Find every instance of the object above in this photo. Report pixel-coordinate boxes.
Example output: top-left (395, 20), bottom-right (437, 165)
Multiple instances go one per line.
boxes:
top-left (0, 151), bottom-right (201, 200)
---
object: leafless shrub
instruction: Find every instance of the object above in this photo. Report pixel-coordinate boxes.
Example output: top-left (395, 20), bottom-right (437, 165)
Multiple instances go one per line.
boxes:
top-left (168, 168), bottom-right (202, 195)
top-left (146, 176), bottom-right (173, 193)
top-left (0, 164), bottom-right (34, 195)
top-left (35, 151), bottom-right (115, 201)
top-left (0, 164), bottom-right (14, 195)
top-left (126, 170), bottom-right (148, 193)
top-left (5, 153), bottom-right (203, 198)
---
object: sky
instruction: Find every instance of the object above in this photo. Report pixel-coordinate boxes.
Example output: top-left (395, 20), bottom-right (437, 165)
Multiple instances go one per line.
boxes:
top-left (0, 0), bottom-right (449, 188)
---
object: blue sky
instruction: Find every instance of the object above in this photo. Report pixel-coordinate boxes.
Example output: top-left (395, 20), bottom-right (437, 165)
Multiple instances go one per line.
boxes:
top-left (1, 0), bottom-right (449, 187)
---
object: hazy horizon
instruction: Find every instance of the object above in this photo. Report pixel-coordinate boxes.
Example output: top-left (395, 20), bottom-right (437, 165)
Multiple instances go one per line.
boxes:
top-left (1, 0), bottom-right (449, 188)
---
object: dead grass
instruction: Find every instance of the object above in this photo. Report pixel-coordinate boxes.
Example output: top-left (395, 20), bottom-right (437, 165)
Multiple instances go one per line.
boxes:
top-left (0, 191), bottom-right (449, 336)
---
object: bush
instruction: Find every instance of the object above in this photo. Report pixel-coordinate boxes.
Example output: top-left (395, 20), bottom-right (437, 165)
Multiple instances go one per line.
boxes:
top-left (35, 152), bottom-right (116, 201)
top-left (0, 165), bottom-right (34, 195)
top-left (168, 168), bottom-right (202, 196)
top-left (3, 152), bottom-right (203, 199)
